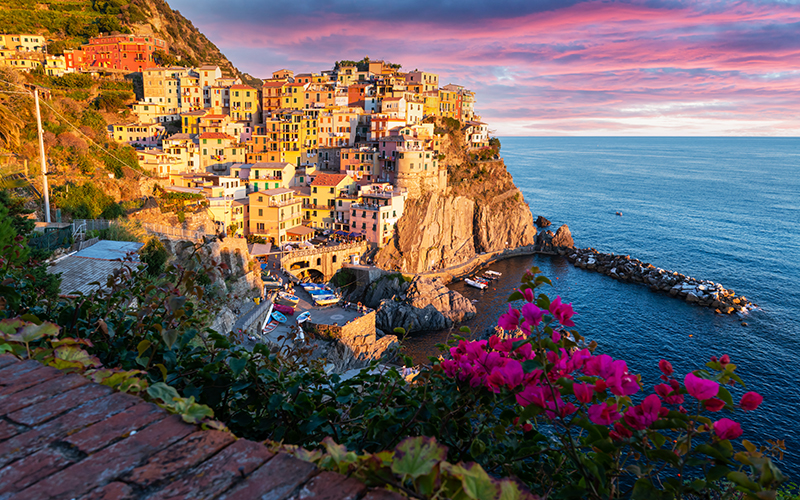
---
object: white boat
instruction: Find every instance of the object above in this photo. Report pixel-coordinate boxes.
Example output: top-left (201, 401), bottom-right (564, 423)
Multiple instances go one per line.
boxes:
top-left (277, 291), bottom-right (300, 306)
top-left (314, 295), bottom-right (340, 306)
top-left (485, 270), bottom-right (502, 277)
top-left (296, 311), bottom-right (311, 323)
top-left (465, 278), bottom-right (488, 290)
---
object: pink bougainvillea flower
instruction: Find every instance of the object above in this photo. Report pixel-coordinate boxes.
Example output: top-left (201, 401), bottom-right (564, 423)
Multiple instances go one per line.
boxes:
top-left (516, 385), bottom-right (546, 408)
top-left (522, 287), bottom-right (535, 303)
top-left (521, 303), bottom-right (545, 328)
top-left (497, 358), bottom-right (524, 389)
top-left (498, 305), bottom-right (521, 331)
top-left (522, 423), bottom-right (533, 433)
top-left (713, 418), bottom-right (743, 440)
top-left (584, 354), bottom-right (613, 378)
top-left (610, 422), bottom-right (633, 441)
top-left (720, 354), bottom-right (731, 366)
top-left (573, 383), bottom-right (594, 403)
top-left (593, 379), bottom-right (608, 393)
top-left (588, 401), bottom-right (622, 425)
top-left (548, 296), bottom-right (575, 327)
top-left (740, 392), bottom-right (763, 411)
top-left (655, 383), bottom-right (684, 405)
top-left (684, 372), bottom-right (719, 400)
top-left (605, 360), bottom-right (640, 396)
top-left (658, 359), bottom-right (674, 377)
top-left (704, 398), bottom-right (726, 412)
top-left (623, 394), bottom-right (662, 430)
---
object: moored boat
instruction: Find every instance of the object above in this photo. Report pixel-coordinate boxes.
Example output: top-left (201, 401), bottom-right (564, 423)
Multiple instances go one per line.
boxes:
top-left (273, 303), bottom-right (294, 315)
top-left (485, 270), bottom-right (502, 277)
top-left (262, 320), bottom-right (279, 334)
top-left (465, 278), bottom-right (488, 290)
top-left (314, 295), bottom-right (339, 306)
top-left (271, 310), bottom-right (287, 323)
top-left (277, 291), bottom-right (300, 306)
top-left (296, 311), bottom-right (311, 323)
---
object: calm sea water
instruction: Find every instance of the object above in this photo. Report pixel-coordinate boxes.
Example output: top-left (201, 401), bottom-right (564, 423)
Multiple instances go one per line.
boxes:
top-left (402, 137), bottom-right (800, 475)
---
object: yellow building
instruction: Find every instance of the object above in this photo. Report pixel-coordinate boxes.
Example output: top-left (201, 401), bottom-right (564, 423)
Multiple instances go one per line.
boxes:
top-left (247, 110), bottom-right (317, 165)
top-left (0, 34), bottom-right (44, 52)
top-left (248, 188), bottom-right (304, 244)
top-left (229, 84), bottom-right (260, 125)
top-left (305, 173), bottom-right (355, 230)
top-left (249, 162), bottom-right (296, 192)
top-left (439, 88), bottom-right (459, 120)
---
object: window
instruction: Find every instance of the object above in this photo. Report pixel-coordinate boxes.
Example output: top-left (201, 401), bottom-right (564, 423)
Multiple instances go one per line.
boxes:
top-left (329, 188), bottom-right (334, 194)
top-left (312, 187), bottom-right (317, 193)
top-left (332, 255), bottom-right (337, 263)
top-left (316, 258), bottom-right (321, 266)
top-left (258, 209), bottom-right (263, 216)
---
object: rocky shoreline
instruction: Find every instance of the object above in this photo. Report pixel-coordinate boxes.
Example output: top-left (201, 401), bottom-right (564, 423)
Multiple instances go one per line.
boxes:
top-left (560, 247), bottom-right (757, 316)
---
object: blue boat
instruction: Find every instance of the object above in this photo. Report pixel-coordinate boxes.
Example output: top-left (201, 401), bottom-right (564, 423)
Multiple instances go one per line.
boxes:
top-left (271, 311), bottom-right (287, 323)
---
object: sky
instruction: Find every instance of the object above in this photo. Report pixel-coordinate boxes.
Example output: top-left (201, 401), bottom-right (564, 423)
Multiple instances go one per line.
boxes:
top-left (168, 0), bottom-right (800, 136)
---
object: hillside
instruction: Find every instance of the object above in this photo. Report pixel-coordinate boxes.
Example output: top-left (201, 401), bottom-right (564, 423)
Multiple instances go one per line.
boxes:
top-left (0, 0), bottom-right (244, 78)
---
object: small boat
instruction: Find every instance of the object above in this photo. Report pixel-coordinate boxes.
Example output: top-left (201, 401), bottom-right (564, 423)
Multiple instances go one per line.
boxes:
top-left (301, 282), bottom-right (325, 290)
top-left (307, 288), bottom-right (334, 296)
top-left (263, 275), bottom-right (282, 290)
top-left (273, 303), bottom-right (294, 315)
top-left (262, 320), bottom-right (279, 334)
top-left (474, 276), bottom-right (490, 284)
top-left (277, 291), bottom-right (300, 306)
top-left (296, 311), bottom-right (311, 323)
top-left (465, 278), bottom-right (488, 290)
top-left (485, 270), bottom-right (502, 277)
top-left (314, 295), bottom-right (340, 306)
top-left (482, 273), bottom-right (498, 280)
top-left (616, 211), bottom-right (623, 216)
top-left (271, 310), bottom-right (287, 323)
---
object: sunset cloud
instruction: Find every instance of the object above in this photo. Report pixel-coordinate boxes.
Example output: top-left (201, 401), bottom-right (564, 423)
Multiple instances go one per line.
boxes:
top-left (169, 0), bottom-right (800, 135)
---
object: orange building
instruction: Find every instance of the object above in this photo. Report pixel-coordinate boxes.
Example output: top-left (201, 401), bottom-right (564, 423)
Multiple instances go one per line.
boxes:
top-left (81, 34), bottom-right (167, 72)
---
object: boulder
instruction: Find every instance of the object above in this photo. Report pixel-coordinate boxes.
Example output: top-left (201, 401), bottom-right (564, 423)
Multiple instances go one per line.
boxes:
top-left (535, 215), bottom-right (552, 227)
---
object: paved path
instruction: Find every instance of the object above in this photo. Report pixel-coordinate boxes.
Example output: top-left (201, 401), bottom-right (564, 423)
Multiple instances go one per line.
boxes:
top-left (231, 299), bottom-right (272, 333)
top-left (0, 354), bottom-right (401, 500)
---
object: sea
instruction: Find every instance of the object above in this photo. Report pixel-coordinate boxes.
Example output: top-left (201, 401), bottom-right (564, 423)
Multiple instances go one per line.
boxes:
top-left (401, 137), bottom-right (800, 476)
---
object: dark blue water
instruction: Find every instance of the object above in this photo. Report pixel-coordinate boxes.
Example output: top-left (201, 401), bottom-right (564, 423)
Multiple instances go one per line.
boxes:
top-left (403, 137), bottom-right (800, 475)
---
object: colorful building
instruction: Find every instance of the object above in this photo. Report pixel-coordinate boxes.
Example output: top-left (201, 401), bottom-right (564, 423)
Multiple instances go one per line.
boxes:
top-left (248, 188), bottom-right (304, 244)
top-left (82, 34), bottom-right (167, 72)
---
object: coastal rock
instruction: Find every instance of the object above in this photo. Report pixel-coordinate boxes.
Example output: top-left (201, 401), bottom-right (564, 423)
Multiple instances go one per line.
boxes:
top-left (537, 224), bottom-right (574, 252)
top-left (374, 276), bottom-right (476, 333)
top-left (375, 158), bottom-right (536, 274)
top-left (535, 215), bottom-right (552, 227)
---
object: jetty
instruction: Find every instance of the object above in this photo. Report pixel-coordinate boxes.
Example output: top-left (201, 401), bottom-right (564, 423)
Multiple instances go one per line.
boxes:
top-left (560, 247), bottom-right (756, 315)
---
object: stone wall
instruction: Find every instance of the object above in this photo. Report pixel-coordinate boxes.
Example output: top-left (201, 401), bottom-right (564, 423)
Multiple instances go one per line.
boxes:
top-left (303, 311), bottom-right (399, 371)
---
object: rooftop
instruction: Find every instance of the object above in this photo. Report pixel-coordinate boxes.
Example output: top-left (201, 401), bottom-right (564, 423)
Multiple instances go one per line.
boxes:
top-left (48, 240), bottom-right (143, 296)
top-left (310, 173), bottom-right (349, 187)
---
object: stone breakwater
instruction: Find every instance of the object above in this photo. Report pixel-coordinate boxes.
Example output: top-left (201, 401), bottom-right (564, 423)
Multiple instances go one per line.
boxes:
top-left (561, 247), bottom-right (757, 315)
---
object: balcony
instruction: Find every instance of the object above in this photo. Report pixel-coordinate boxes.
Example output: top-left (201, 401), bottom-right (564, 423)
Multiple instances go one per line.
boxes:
top-left (268, 198), bottom-right (301, 208)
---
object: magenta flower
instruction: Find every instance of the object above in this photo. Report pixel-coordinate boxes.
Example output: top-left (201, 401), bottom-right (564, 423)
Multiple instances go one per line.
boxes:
top-left (573, 383), bottom-right (594, 403)
top-left (605, 360), bottom-right (640, 396)
top-left (497, 359), bottom-right (524, 389)
top-left (548, 296), bottom-right (575, 327)
top-left (684, 372), bottom-right (719, 400)
top-left (623, 394), bottom-right (662, 430)
top-left (713, 418), bottom-right (743, 440)
top-left (522, 287), bottom-right (535, 302)
top-left (498, 305), bottom-right (521, 331)
top-left (658, 359), bottom-right (674, 377)
top-left (521, 303), bottom-right (545, 329)
top-left (588, 402), bottom-right (622, 426)
top-left (655, 383), bottom-right (684, 405)
top-left (740, 392), bottom-right (763, 411)
top-left (516, 385), bottom-right (546, 408)
top-left (610, 422), bottom-right (633, 441)
top-left (584, 354), bottom-right (613, 378)
top-left (704, 398), bottom-right (726, 412)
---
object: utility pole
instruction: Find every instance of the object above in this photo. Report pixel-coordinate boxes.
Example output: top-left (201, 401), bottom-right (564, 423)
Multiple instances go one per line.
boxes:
top-left (34, 88), bottom-right (50, 223)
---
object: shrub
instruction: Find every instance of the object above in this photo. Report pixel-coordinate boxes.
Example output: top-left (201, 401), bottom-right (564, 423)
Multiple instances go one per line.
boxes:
top-left (139, 237), bottom-right (168, 276)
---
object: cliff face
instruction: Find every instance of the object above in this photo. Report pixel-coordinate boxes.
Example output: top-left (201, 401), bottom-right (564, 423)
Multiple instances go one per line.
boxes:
top-left (376, 158), bottom-right (537, 274)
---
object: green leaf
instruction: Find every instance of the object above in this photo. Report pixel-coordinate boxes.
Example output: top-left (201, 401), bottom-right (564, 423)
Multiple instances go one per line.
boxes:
top-left (391, 436), bottom-right (447, 480)
top-left (229, 357), bottom-right (248, 377)
top-left (4, 321), bottom-right (59, 343)
top-left (162, 329), bottom-right (178, 348)
top-left (707, 465), bottom-right (730, 482)
top-left (53, 345), bottom-right (102, 369)
top-left (534, 276), bottom-right (552, 286)
top-left (469, 438), bottom-right (486, 456)
top-left (167, 296), bottom-right (187, 311)
top-left (155, 363), bottom-right (168, 382)
top-left (695, 443), bottom-right (731, 463)
top-left (173, 397), bottom-right (214, 424)
top-left (137, 340), bottom-right (151, 357)
top-left (536, 294), bottom-right (551, 310)
top-left (147, 382), bottom-right (180, 403)
top-left (650, 432), bottom-right (667, 449)
top-left (459, 326), bottom-right (471, 334)
top-left (521, 359), bottom-right (541, 373)
top-left (499, 479), bottom-right (525, 500)
top-left (442, 463), bottom-right (499, 500)
top-left (507, 291), bottom-right (523, 302)
top-left (717, 385), bottom-right (734, 407)
top-left (646, 449), bottom-right (681, 467)
top-left (727, 471), bottom-right (759, 491)
top-left (631, 478), bottom-right (657, 499)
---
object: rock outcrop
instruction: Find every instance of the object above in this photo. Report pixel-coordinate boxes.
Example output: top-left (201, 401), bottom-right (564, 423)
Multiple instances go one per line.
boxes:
top-left (373, 276), bottom-right (476, 333)
top-left (535, 216), bottom-right (552, 227)
top-left (376, 160), bottom-right (537, 274)
top-left (563, 247), bottom-right (757, 315)
top-left (535, 224), bottom-right (574, 252)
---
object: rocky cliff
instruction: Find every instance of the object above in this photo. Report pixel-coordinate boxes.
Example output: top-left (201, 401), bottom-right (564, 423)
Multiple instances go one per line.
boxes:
top-left (376, 158), bottom-right (537, 274)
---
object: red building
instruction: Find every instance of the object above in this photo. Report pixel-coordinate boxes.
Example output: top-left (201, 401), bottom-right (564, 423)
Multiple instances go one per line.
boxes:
top-left (81, 34), bottom-right (168, 72)
top-left (63, 48), bottom-right (86, 71)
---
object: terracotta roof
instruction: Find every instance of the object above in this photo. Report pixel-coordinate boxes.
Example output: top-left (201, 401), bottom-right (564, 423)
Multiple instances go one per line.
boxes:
top-left (311, 173), bottom-right (349, 187)
top-left (199, 132), bottom-right (234, 140)
top-left (230, 84), bottom-right (255, 90)
top-left (262, 81), bottom-right (288, 88)
top-left (251, 161), bottom-right (293, 169)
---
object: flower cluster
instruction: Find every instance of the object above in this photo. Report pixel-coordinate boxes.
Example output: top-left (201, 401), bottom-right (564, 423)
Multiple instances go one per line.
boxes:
top-left (443, 287), bottom-right (763, 444)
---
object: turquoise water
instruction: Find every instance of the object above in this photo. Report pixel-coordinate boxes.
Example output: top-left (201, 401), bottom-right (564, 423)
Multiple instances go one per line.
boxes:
top-left (403, 137), bottom-right (800, 475)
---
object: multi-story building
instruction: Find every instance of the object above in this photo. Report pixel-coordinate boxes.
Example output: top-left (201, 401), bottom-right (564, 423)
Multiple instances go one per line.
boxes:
top-left (248, 109), bottom-right (317, 165)
top-left (304, 173), bottom-right (355, 230)
top-left (229, 84), bottom-right (260, 125)
top-left (142, 66), bottom-right (190, 115)
top-left (248, 188), bottom-right (305, 245)
top-left (248, 162), bottom-right (296, 192)
top-left (349, 184), bottom-right (408, 247)
top-left (161, 133), bottom-right (201, 172)
top-left (136, 149), bottom-right (184, 178)
top-left (0, 34), bottom-right (45, 52)
top-left (404, 71), bottom-right (439, 93)
top-left (317, 107), bottom-right (361, 148)
top-left (82, 34), bottom-right (167, 72)
top-left (261, 80), bottom-right (290, 114)
top-left (111, 122), bottom-right (166, 148)
top-left (0, 51), bottom-right (43, 72)
top-left (463, 121), bottom-right (489, 149)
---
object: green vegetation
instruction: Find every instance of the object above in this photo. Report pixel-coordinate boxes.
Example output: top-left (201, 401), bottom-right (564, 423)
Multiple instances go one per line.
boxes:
top-left (334, 56), bottom-right (401, 72)
top-left (51, 182), bottom-right (123, 219)
top-left (139, 236), bottom-right (168, 276)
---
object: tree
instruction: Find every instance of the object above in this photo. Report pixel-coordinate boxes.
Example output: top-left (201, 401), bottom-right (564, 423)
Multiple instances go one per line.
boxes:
top-left (140, 237), bottom-right (168, 276)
